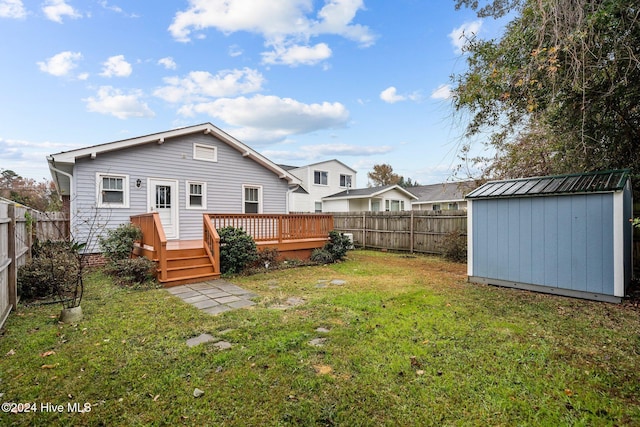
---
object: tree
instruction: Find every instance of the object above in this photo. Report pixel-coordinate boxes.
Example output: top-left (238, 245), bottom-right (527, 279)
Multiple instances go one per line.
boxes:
top-left (452, 0), bottom-right (640, 188)
top-left (0, 169), bottom-right (61, 211)
top-left (367, 164), bottom-right (401, 187)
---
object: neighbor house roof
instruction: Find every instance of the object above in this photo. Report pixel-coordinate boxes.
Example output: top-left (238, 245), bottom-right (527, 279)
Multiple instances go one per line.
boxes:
top-left (466, 170), bottom-right (630, 200)
top-left (322, 184), bottom-right (418, 200)
top-left (47, 122), bottom-right (301, 195)
top-left (286, 159), bottom-right (357, 173)
top-left (411, 181), bottom-right (476, 205)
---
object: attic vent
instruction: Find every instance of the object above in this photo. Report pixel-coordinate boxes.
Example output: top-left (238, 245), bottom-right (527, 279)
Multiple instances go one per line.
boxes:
top-left (193, 143), bottom-right (217, 162)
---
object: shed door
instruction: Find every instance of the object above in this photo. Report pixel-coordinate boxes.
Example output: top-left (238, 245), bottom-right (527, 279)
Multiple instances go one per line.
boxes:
top-left (148, 179), bottom-right (178, 240)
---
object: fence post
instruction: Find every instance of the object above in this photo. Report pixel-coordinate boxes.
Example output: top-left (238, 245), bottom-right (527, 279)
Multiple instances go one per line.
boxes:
top-left (7, 205), bottom-right (17, 310)
top-left (362, 212), bottom-right (366, 250)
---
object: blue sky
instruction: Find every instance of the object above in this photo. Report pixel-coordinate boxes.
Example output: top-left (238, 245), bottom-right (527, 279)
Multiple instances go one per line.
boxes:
top-left (0, 0), bottom-right (506, 186)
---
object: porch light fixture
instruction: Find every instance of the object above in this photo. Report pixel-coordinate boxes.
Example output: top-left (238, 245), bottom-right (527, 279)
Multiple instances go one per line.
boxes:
top-left (136, 179), bottom-right (141, 188)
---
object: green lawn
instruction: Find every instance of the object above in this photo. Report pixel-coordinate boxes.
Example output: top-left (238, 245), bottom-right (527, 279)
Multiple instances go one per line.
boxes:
top-left (1, 250), bottom-right (639, 426)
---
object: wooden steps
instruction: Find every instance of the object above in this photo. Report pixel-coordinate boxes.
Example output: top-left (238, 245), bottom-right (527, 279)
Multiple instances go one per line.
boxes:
top-left (161, 246), bottom-right (220, 287)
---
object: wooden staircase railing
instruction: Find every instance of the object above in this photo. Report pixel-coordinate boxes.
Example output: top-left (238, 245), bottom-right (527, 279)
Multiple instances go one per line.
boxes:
top-left (130, 212), bottom-right (168, 282)
top-left (203, 214), bottom-right (220, 276)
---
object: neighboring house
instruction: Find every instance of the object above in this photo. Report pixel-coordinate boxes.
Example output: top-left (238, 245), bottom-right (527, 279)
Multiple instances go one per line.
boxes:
top-left (47, 123), bottom-right (301, 251)
top-left (411, 181), bottom-right (476, 211)
top-left (282, 160), bottom-right (357, 213)
top-left (322, 184), bottom-right (418, 212)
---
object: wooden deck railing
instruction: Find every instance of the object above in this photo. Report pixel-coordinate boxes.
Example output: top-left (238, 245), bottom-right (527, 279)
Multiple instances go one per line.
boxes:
top-left (203, 215), bottom-right (220, 274)
top-left (207, 213), bottom-right (334, 243)
top-left (130, 212), bottom-right (168, 282)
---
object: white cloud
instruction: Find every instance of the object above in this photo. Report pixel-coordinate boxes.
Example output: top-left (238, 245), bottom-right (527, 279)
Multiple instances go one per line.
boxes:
top-left (84, 86), bottom-right (154, 119)
top-left (42, 0), bottom-right (81, 23)
top-left (262, 42), bottom-right (331, 66)
top-left (77, 72), bottom-right (89, 80)
top-left (100, 55), bottom-right (132, 77)
top-left (157, 57), bottom-right (177, 70)
top-left (178, 94), bottom-right (349, 143)
top-left (37, 51), bottom-right (82, 77)
top-left (449, 20), bottom-right (482, 54)
top-left (0, 0), bottom-right (26, 18)
top-left (168, 0), bottom-right (374, 66)
top-left (263, 143), bottom-right (392, 162)
top-left (154, 68), bottom-right (264, 103)
top-left (228, 44), bottom-right (243, 57)
top-left (431, 84), bottom-right (452, 100)
top-left (380, 86), bottom-right (421, 104)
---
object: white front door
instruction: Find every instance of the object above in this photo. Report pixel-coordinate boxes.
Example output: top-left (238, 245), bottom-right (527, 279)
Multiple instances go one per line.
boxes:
top-left (148, 179), bottom-right (178, 239)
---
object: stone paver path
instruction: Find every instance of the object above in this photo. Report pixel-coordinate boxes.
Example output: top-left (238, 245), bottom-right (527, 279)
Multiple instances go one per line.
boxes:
top-left (166, 279), bottom-right (258, 315)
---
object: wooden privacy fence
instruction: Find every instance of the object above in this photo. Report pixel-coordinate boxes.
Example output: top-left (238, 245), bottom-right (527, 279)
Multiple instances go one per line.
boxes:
top-left (0, 202), bottom-right (69, 328)
top-left (331, 210), bottom-right (467, 255)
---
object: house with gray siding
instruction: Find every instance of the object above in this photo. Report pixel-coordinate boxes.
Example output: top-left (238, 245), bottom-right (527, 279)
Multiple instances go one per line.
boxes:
top-left (47, 123), bottom-right (301, 252)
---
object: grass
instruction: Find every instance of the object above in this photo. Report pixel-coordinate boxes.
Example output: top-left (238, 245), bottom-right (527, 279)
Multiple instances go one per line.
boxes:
top-left (1, 250), bottom-right (640, 426)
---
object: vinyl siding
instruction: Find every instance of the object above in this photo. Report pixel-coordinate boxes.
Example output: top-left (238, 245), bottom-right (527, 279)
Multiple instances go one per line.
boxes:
top-left (72, 133), bottom-right (289, 250)
top-left (471, 194), bottom-right (616, 295)
top-left (289, 161), bottom-right (357, 212)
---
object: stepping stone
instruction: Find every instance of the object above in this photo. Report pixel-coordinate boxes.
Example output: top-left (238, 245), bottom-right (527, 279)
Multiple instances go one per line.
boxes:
top-left (182, 295), bottom-right (211, 304)
top-left (315, 283), bottom-right (328, 288)
top-left (308, 338), bottom-right (327, 347)
top-left (172, 290), bottom-right (202, 299)
top-left (199, 289), bottom-right (232, 298)
top-left (213, 341), bottom-right (232, 350)
top-left (186, 333), bottom-right (217, 348)
top-left (192, 299), bottom-right (220, 309)
top-left (203, 305), bottom-right (232, 316)
top-left (315, 327), bottom-right (330, 333)
top-left (330, 280), bottom-right (347, 286)
top-left (166, 286), bottom-right (191, 295)
top-left (286, 297), bottom-right (305, 306)
top-left (227, 299), bottom-right (256, 309)
top-left (216, 295), bottom-right (241, 304)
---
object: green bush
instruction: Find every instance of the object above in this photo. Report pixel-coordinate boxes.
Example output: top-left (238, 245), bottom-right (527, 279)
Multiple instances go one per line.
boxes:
top-left (98, 223), bottom-right (142, 262)
top-left (440, 231), bottom-right (467, 263)
top-left (254, 247), bottom-right (280, 269)
top-left (104, 257), bottom-right (157, 288)
top-left (218, 226), bottom-right (258, 275)
top-left (325, 230), bottom-right (352, 262)
top-left (18, 240), bottom-right (80, 302)
top-left (310, 248), bottom-right (334, 264)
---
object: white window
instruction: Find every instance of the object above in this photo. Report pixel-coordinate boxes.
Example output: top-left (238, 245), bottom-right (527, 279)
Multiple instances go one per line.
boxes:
top-left (448, 202), bottom-right (459, 210)
top-left (186, 181), bottom-right (207, 209)
top-left (340, 174), bottom-right (352, 188)
top-left (314, 170), bottom-right (328, 185)
top-left (371, 200), bottom-right (381, 212)
top-left (385, 200), bottom-right (404, 212)
top-left (314, 201), bottom-right (323, 213)
top-left (193, 143), bottom-right (217, 162)
top-left (243, 185), bottom-right (262, 214)
top-left (432, 204), bottom-right (441, 211)
top-left (97, 173), bottom-right (129, 208)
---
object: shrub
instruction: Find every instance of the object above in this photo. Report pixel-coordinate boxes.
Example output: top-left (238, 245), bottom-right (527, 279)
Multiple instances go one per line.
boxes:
top-left (254, 247), bottom-right (280, 269)
top-left (310, 248), bottom-right (334, 264)
top-left (218, 226), bottom-right (258, 275)
top-left (104, 257), bottom-right (157, 288)
top-left (440, 231), bottom-right (467, 263)
top-left (18, 240), bottom-right (81, 303)
top-left (99, 223), bottom-right (142, 262)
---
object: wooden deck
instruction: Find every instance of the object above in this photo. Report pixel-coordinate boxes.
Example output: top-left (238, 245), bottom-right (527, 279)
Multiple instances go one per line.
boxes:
top-left (131, 213), bottom-right (333, 287)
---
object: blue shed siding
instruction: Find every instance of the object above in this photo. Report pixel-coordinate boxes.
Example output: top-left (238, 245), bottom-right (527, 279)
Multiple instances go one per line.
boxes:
top-left (472, 194), bottom-right (615, 295)
top-left (72, 133), bottom-right (289, 251)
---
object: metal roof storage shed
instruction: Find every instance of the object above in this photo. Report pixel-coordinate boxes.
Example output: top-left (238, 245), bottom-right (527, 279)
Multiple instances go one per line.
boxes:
top-left (465, 170), bottom-right (633, 303)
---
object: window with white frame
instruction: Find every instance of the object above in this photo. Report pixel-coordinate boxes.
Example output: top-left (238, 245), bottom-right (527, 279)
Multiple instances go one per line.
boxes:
top-left (186, 181), bottom-right (207, 209)
top-left (314, 201), bottom-right (323, 213)
top-left (314, 170), bottom-right (328, 185)
top-left (385, 199), bottom-right (404, 212)
top-left (243, 185), bottom-right (261, 213)
top-left (193, 143), bottom-right (217, 162)
top-left (97, 173), bottom-right (129, 208)
top-left (448, 202), bottom-right (459, 210)
top-left (432, 204), bottom-right (441, 211)
top-left (340, 174), bottom-right (352, 188)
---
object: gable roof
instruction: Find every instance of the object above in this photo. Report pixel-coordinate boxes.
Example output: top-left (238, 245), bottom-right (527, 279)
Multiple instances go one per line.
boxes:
top-left (323, 184), bottom-right (418, 200)
top-left (411, 181), bottom-right (476, 204)
top-left (465, 170), bottom-right (630, 200)
top-left (47, 122), bottom-right (301, 194)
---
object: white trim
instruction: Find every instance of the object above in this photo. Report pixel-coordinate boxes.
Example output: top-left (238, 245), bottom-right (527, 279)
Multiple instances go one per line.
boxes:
top-left (193, 143), bottom-right (218, 162)
top-left (613, 190), bottom-right (624, 297)
top-left (467, 200), bottom-right (473, 277)
top-left (242, 184), bottom-right (263, 214)
top-left (96, 173), bottom-right (129, 208)
top-left (186, 180), bottom-right (207, 210)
